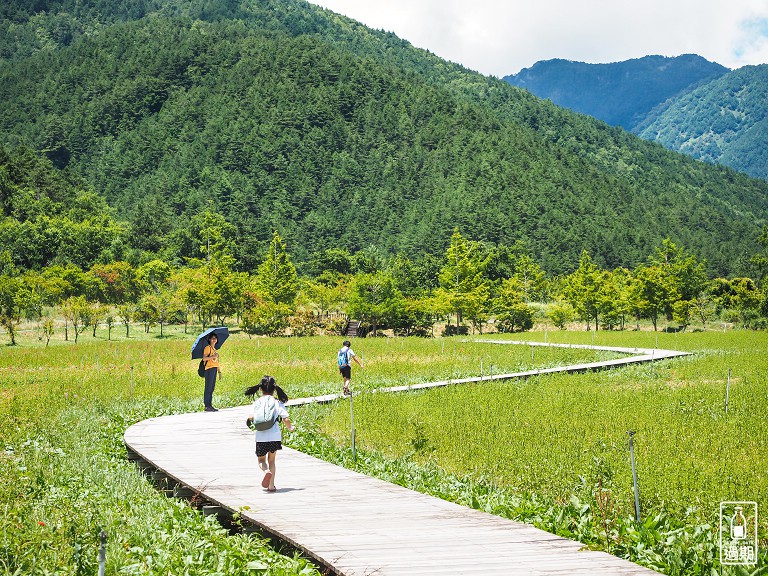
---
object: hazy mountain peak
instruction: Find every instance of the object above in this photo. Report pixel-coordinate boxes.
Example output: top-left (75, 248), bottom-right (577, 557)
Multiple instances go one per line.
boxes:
top-left (503, 54), bottom-right (729, 130)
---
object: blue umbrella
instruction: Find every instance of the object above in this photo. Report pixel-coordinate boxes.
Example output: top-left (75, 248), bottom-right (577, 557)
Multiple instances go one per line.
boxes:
top-left (191, 326), bottom-right (229, 359)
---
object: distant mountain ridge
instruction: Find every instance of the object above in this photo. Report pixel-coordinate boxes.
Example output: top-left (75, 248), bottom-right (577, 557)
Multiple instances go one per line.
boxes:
top-left (503, 55), bottom-right (768, 181)
top-left (503, 55), bottom-right (729, 131)
top-left (636, 64), bottom-right (768, 180)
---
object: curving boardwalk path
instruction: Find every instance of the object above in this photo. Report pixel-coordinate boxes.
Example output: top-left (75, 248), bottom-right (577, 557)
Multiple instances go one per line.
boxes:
top-left (125, 342), bottom-right (688, 575)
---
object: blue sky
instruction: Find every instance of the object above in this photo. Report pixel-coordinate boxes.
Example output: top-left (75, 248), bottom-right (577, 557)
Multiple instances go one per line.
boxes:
top-left (309, 0), bottom-right (768, 77)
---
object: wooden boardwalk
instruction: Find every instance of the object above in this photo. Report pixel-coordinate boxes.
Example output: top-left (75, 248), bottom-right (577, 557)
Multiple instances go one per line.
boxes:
top-left (374, 340), bottom-right (689, 395)
top-left (125, 342), bottom-right (685, 575)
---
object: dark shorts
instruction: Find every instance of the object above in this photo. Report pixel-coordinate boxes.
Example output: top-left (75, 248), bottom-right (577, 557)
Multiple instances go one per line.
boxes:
top-left (256, 441), bottom-right (282, 457)
top-left (339, 365), bottom-right (351, 379)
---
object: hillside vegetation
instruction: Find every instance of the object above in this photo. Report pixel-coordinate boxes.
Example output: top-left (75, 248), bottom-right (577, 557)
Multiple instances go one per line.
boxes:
top-left (637, 64), bottom-right (768, 180)
top-left (1, 0), bottom-right (767, 278)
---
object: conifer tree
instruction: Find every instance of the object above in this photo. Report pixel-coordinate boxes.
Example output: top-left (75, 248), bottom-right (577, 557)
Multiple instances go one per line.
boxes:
top-left (631, 264), bottom-right (679, 331)
top-left (649, 238), bottom-right (708, 318)
top-left (434, 229), bottom-right (489, 330)
top-left (564, 251), bottom-right (604, 330)
top-left (255, 231), bottom-right (298, 307)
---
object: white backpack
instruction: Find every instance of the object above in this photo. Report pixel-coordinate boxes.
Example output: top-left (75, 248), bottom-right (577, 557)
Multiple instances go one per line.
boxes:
top-left (251, 396), bottom-right (278, 431)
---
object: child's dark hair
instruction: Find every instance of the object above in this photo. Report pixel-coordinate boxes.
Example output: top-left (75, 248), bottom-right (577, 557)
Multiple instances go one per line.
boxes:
top-left (245, 375), bottom-right (288, 403)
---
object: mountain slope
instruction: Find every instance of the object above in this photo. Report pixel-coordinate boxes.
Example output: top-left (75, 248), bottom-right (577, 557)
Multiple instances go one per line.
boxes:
top-left (636, 65), bottom-right (768, 180)
top-left (502, 55), bottom-right (729, 130)
top-left (0, 0), bottom-right (766, 277)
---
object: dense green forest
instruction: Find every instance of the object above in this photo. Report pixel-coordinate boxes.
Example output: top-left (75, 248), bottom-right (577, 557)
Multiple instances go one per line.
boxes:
top-left (1, 0), bottom-right (768, 279)
top-left (636, 64), bottom-right (768, 180)
top-left (2, 144), bottom-right (768, 348)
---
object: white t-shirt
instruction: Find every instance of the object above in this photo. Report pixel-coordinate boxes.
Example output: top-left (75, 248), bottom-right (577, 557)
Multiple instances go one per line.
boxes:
top-left (252, 395), bottom-right (289, 443)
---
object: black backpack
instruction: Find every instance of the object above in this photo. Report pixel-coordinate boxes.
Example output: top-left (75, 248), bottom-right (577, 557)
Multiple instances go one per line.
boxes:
top-left (197, 359), bottom-right (206, 377)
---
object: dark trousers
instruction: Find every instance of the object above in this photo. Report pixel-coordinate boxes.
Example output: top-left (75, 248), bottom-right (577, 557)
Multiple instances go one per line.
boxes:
top-left (203, 368), bottom-right (217, 407)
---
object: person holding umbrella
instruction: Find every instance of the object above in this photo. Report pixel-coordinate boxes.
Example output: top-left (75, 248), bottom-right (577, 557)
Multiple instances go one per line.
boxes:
top-left (202, 333), bottom-right (222, 411)
top-left (192, 326), bottom-right (229, 412)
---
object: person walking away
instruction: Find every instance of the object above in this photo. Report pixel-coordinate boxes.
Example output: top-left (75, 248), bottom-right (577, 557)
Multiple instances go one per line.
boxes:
top-left (245, 376), bottom-right (294, 492)
top-left (202, 334), bottom-right (222, 412)
top-left (338, 339), bottom-right (362, 395)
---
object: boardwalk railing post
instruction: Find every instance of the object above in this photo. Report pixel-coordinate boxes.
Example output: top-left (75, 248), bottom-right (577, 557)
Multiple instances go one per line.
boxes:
top-left (349, 391), bottom-right (356, 463)
top-left (628, 430), bottom-right (641, 522)
top-left (98, 529), bottom-right (107, 576)
top-left (349, 352), bottom-right (361, 463)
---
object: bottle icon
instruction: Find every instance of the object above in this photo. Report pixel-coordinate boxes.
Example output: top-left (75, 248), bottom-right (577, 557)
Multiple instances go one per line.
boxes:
top-left (731, 506), bottom-right (747, 540)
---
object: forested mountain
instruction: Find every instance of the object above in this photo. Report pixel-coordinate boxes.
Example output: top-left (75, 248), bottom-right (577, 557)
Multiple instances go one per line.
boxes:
top-left (503, 56), bottom-right (768, 182)
top-left (502, 55), bottom-right (729, 130)
top-left (636, 65), bottom-right (768, 180)
top-left (1, 0), bottom-right (767, 277)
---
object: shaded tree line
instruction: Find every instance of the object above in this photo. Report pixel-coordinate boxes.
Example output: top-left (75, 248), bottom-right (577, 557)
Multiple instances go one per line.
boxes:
top-left (3, 222), bottom-right (768, 346)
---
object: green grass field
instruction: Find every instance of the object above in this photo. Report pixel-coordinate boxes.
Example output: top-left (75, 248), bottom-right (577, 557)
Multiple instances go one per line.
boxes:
top-left (1, 325), bottom-right (765, 574)
top-left (320, 330), bottom-right (767, 520)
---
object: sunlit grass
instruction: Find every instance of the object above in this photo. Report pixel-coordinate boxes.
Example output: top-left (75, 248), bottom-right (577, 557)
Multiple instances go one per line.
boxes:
top-left (316, 330), bottom-right (768, 529)
top-left (1, 324), bottom-right (765, 574)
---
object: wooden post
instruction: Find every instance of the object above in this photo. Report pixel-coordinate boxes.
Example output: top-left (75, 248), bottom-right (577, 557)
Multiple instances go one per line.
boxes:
top-left (349, 352), bottom-right (363, 462)
top-left (628, 430), bottom-right (641, 522)
top-left (349, 391), bottom-right (356, 463)
top-left (98, 530), bottom-right (107, 576)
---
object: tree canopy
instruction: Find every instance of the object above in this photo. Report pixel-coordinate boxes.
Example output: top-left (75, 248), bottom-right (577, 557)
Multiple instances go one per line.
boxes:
top-left (0, 2), bottom-right (767, 279)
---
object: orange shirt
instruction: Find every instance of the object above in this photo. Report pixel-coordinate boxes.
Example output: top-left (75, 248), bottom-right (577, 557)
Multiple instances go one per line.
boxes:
top-left (203, 344), bottom-right (220, 370)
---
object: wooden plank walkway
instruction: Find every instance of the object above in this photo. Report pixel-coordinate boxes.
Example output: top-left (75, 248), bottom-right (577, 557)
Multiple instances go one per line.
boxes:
top-left (125, 342), bottom-right (686, 575)
top-left (328, 341), bottom-right (689, 399)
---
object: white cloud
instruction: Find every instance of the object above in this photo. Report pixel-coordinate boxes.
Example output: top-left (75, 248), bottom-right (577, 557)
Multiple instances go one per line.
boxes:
top-left (308, 0), bottom-right (768, 76)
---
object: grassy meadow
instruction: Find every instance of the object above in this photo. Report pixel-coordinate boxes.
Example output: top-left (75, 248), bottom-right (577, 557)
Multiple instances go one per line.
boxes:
top-left (307, 329), bottom-right (768, 574)
top-left (1, 323), bottom-right (766, 574)
top-left (320, 330), bottom-right (768, 519)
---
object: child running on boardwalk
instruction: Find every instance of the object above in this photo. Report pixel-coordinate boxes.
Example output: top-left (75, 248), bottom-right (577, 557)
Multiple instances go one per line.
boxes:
top-left (245, 376), bottom-right (294, 492)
